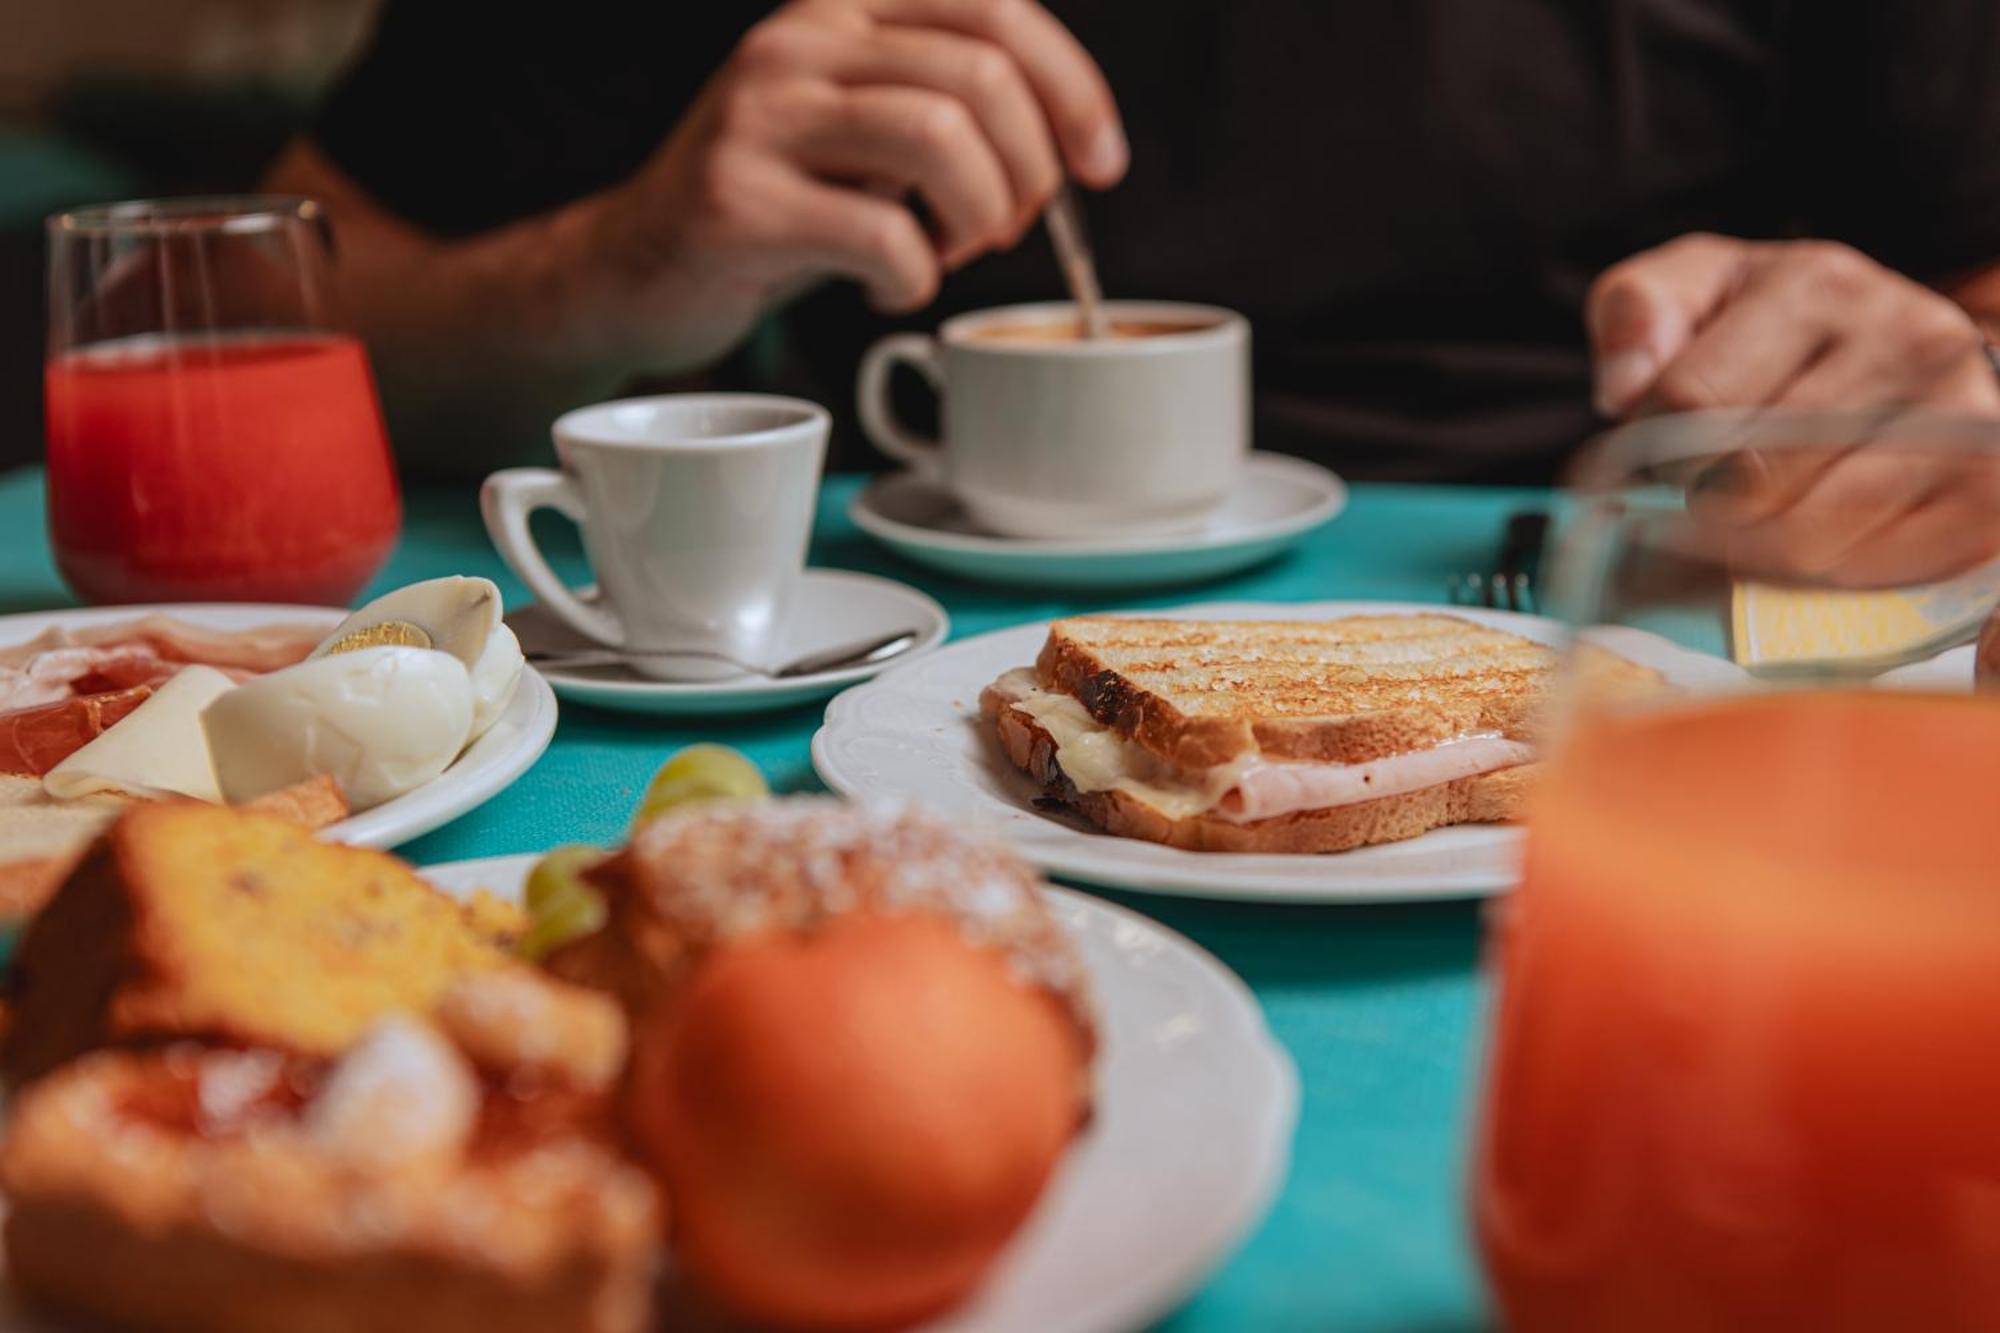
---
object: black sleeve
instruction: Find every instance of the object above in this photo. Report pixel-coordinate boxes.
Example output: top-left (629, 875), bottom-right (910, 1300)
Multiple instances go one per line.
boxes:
top-left (1787, 1), bottom-right (2000, 279)
top-left (311, 2), bottom-right (779, 238)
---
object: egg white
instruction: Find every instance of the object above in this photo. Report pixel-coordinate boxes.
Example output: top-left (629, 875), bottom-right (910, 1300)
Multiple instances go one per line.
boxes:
top-left (203, 646), bottom-right (474, 812)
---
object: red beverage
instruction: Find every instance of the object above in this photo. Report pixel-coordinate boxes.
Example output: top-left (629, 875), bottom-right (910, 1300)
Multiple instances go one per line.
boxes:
top-left (45, 332), bottom-right (400, 605)
top-left (1476, 691), bottom-right (2000, 1332)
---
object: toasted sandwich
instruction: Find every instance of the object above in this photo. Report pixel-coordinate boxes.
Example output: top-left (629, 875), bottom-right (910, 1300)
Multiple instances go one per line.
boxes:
top-left (981, 613), bottom-right (1657, 854)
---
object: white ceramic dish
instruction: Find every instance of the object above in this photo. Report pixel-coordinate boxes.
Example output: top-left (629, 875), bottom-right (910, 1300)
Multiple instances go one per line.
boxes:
top-left (850, 453), bottom-right (1346, 589)
top-left (812, 600), bottom-right (1744, 903)
top-left (1874, 644), bottom-right (1976, 691)
top-left (0, 603), bottom-right (555, 850)
top-left (417, 853), bottom-right (1299, 1333)
top-left (508, 569), bottom-right (949, 717)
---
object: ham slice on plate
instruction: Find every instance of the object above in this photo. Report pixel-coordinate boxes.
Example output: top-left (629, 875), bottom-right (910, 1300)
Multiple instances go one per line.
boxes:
top-left (0, 614), bottom-right (324, 772)
top-left (0, 686), bottom-right (154, 777)
top-left (0, 616), bottom-right (321, 715)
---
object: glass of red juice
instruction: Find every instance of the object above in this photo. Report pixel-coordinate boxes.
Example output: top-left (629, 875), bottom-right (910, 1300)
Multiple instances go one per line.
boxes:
top-left (1474, 412), bottom-right (2000, 1331)
top-left (45, 196), bottom-right (400, 605)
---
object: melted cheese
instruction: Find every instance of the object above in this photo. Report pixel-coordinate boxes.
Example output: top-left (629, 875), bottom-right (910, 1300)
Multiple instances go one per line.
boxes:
top-left (991, 668), bottom-right (1536, 823)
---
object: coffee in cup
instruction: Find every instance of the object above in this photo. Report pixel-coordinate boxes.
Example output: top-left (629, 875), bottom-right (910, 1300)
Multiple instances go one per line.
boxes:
top-left (857, 301), bottom-right (1249, 539)
top-left (964, 318), bottom-right (1217, 344)
top-left (482, 394), bottom-right (827, 680)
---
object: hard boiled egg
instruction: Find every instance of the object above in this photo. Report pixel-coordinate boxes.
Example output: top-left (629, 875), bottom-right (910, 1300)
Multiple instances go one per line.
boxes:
top-left (44, 665), bottom-right (235, 803)
top-left (203, 647), bottom-right (474, 812)
top-left (313, 577), bottom-right (523, 739)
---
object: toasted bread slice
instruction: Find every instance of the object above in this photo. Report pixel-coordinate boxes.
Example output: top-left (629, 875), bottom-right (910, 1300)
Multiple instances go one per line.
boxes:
top-left (992, 693), bottom-right (1533, 853)
top-left (1035, 614), bottom-right (1559, 769)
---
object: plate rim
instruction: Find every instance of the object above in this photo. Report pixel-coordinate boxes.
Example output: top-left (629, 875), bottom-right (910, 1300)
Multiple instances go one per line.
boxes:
top-left (849, 452), bottom-right (1347, 560)
top-left (812, 598), bottom-right (1737, 903)
top-left (416, 852), bottom-right (1300, 1333)
top-left (530, 568), bottom-right (951, 701)
top-left (0, 601), bottom-right (556, 851)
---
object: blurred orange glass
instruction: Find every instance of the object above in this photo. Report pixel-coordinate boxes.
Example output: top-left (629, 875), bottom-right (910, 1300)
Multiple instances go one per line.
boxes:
top-left (1474, 412), bottom-right (2000, 1332)
top-left (44, 197), bottom-right (399, 606)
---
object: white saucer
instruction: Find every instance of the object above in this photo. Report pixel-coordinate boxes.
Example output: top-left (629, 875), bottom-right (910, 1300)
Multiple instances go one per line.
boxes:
top-left (813, 600), bottom-right (1744, 903)
top-left (508, 569), bottom-right (949, 717)
top-left (417, 855), bottom-right (1298, 1333)
top-left (850, 453), bottom-right (1346, 590)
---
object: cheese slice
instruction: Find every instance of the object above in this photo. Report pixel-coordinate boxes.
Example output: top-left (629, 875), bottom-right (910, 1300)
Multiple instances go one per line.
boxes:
top-left (990, 669), bottom-right (1535, 823)
top-left (43, 665), bottom-right (234, 803)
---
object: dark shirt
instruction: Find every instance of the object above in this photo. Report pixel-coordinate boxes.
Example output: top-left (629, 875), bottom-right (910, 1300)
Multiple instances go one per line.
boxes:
top-left (314, 2), bottom-right (2000, 482)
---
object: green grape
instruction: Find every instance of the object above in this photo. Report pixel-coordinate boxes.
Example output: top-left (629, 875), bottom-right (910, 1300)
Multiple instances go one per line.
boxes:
top-left (520, 844), bottom-right (606, 961)
top-left (632, 744), bottom-right (769, 830)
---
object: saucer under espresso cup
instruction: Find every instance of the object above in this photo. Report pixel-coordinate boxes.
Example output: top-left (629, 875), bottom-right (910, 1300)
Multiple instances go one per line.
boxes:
top-left (856, 301), bottom-right (1250, 540)
top-left (482, 394), bottom-right (826, 682)
top-left (850, 452), bottom-right (1347, 590)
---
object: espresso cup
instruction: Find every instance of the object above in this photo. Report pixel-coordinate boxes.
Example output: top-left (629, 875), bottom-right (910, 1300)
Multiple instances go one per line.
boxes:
top-left (481, 394), bottom-right (827, 680)
top-left (857, 301), bottom-right (1249, 539)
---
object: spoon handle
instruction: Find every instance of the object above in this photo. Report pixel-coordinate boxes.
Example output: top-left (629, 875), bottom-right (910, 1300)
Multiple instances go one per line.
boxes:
top-left (1045, 185), bottom-right (1110, 339)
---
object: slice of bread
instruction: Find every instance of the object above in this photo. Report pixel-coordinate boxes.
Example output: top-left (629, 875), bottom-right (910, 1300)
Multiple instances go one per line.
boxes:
top-left (4, 802), bottom-right (521, 1084)
top-left (1034, 614), bottom-right (1560, 769)
top-left (992, 693), bottom-right (1532, 854)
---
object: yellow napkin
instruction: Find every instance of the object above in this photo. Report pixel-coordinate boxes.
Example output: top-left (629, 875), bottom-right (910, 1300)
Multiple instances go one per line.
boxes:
top-left (1732, 564), bottom-right (2000, 669)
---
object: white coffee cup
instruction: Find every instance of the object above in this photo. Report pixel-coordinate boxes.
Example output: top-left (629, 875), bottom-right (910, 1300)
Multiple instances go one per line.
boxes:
top-left (482, 394), bottom-right (827, 681)
top-left (857, 300), bottom-right (1249, 539)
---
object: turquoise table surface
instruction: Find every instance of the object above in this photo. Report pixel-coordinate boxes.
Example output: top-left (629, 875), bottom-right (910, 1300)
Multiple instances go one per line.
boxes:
top-left (0, 465), bottom-right (1550, 1333)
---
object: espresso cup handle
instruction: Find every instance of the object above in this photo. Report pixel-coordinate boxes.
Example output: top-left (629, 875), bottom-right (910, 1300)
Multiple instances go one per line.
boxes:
top-left (857, 333), bottom-right (944, 475)
top-left (480, 468), bottom-right (624, 647)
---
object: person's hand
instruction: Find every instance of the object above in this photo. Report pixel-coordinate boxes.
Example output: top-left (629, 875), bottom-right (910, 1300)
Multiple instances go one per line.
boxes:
top-left (1679, 426), bottom-right (2000, 587)
top-left (1589, 235), bottom-right (2000, 586)
top-left (583, 0), bottom-right (1126, 373)
top-left (1587, 234), bottom-right (2000, 419)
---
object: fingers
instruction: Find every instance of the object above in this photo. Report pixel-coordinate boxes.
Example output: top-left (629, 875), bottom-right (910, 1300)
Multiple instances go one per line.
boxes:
top-left (1592, 235), bottom-right (2000, 422)
top-left (1774, 286), bottom-right (1998, 412)
top-left (1629, 255), bottom-right (1836, 415)
top-left (860, 0), bottom-right (1127, 185)
top-left (1587, 233), bottom-right (1751, 415)
top-left (1686, 438), bottom-right (2000, 587)
top-left (781, 173), bottom-right (940, 310)
top-left (825, 25), bottom-right (1064, 232)
top-left (778, 83), bottom-right (1018, 263)
top-left (704, 149), bottom-right (939, 310)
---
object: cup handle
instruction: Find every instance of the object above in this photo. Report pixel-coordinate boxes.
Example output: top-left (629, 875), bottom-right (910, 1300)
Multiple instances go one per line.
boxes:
top-left (857, 333), bottom-right (944, 475)
top-left (480, 468), bottom-right (624, 647)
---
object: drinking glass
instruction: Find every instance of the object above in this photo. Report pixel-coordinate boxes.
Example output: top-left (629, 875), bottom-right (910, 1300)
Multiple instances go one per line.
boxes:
top-left (45, 195), bottom-right (400, 605)
top-left (1472, 410), bottom-right (2000, 1332)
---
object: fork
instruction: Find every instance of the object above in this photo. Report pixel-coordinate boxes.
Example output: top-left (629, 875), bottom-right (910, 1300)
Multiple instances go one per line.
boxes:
top-left (1448, 511), bottom-right (1550, 614)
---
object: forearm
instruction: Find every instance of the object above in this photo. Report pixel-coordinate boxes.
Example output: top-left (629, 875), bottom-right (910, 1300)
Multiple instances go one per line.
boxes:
top-left (262, 143), bottom-right (654, 474)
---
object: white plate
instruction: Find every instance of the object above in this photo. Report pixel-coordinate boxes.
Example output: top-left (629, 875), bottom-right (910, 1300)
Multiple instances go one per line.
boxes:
top-left (1875, 644), bottom-right (1976, 691)
top-left (851, 453), bottom-right (1346, 590)
top-left (419, 854), bottom-right (1299, 1333)
top-left (0, 603), bottom-right (555, 850)
top-left (812, 600), bottom-right (1742, 903)
top-left (510, 570), bottom-right (950, 717)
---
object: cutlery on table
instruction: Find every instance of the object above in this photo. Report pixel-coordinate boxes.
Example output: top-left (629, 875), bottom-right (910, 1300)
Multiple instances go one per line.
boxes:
top-left (1044, 184), bottom-right (1110, 339)
top-left (523, 627), bottom-right (923, 679)
top-left (1449, 510), bottom-right (1550, 614)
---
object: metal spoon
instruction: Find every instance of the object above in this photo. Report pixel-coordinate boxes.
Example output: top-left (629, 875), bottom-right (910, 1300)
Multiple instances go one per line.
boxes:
top-left (524, 627), bottom-right (923, 679)
top-left (1044, 184), bottom-right (1110, 339)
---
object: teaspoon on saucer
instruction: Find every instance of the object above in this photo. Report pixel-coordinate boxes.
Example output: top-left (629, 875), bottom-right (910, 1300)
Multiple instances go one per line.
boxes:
top-left (524, 627), bottom-right (922, 680)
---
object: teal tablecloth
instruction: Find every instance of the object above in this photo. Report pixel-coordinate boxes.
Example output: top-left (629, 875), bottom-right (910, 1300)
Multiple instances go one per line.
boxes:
top-left (0, 465), bottom-right (1548, 1333)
